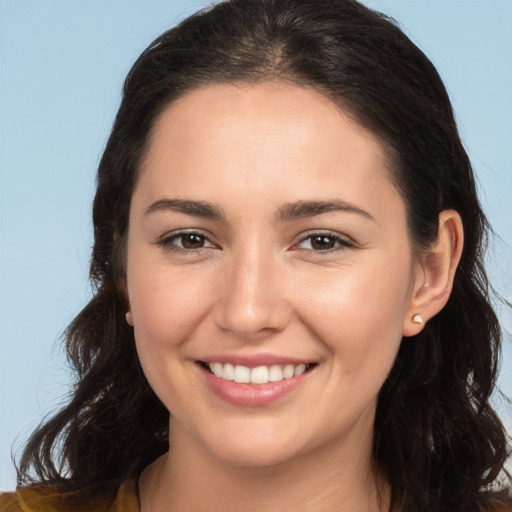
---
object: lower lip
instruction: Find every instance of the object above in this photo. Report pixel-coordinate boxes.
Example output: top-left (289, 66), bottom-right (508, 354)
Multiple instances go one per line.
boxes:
top-left (198, 363), bottom-right (312, 407)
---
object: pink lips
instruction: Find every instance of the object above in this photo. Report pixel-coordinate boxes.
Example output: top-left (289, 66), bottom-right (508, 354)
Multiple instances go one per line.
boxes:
top-left (196, 354), bottom-right (314, 407)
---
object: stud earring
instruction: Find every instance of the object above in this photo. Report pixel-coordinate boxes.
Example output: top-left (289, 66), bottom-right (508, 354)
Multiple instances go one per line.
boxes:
top-left (412, 314), bottom-right (423, 325)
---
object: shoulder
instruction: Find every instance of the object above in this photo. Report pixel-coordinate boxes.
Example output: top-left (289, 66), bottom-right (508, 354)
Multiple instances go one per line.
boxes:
top-left (493, 499), bottom-right (512, 512)
top-left (485, 491), bottom-right (512, 512)
top-left (0, 480), bottom-right (139, 512)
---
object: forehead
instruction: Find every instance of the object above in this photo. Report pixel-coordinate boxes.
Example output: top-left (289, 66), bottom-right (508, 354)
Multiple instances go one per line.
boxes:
top-left (135, 82), bottom-right (403, 222)
top-left (147, 82), bottom-right (388, 160)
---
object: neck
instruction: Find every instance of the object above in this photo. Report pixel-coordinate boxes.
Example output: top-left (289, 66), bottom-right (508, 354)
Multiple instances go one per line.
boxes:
top-left (140, 420), bottom-right (390, 512)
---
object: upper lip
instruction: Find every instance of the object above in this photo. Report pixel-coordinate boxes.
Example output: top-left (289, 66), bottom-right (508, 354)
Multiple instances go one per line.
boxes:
top-left (198, 353), bottom-right (315, 368)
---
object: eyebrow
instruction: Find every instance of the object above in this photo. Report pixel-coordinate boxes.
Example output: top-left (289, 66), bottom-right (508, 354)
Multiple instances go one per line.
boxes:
top-left (144, 197), bottom-right (374, 223)
top-left (145, 198), bottom-right (225, 220)
top-left (276, 200), bottom-right (375, 222)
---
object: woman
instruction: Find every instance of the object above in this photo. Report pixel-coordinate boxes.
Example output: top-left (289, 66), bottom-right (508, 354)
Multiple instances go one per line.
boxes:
top-left (1, 0), bottom-right (510, 510)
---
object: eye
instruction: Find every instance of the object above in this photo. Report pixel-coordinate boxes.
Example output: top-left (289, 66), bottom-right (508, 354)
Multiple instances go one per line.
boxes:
top-left (174, 233), bottom-right (209, 249)
top-left (157, 230), bottom-right (218, 252)
top-left (294, 232), bottom-right (354, 252)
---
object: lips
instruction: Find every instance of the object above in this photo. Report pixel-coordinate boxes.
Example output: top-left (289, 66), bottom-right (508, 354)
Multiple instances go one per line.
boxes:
top-left (197, 357), bottom-right (316, 407)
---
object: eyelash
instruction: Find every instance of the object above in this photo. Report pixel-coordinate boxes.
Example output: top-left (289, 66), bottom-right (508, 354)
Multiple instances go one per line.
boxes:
top-left (156, 230), bottom-right (355, 255)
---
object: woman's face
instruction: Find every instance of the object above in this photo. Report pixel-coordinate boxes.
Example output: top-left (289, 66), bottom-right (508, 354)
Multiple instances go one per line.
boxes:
top-left (126, 83), bottom-right (421, 467)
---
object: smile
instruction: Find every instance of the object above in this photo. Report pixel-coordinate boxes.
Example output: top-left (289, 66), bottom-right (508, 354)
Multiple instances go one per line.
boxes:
top-left (206, 362), bottom-right (312, 384)
top-left (197, 359), bottom-right (317, 407)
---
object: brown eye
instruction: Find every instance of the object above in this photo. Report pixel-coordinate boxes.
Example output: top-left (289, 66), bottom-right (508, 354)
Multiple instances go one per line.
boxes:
top-left (295, 232), bottom-right (354, 253)
top-left (178, 233), bottom-right (207, 249)
top-left (310, 235), bottom-right (337, 250)
top-left (157, 231), bottom-right (217, 252)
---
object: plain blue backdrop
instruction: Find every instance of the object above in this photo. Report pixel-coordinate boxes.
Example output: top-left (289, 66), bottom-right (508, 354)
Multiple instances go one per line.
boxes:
top-left (1, 0), bottom-right (511, 490)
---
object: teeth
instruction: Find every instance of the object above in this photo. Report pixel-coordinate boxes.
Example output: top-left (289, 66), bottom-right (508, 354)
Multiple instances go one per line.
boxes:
top-left (207, 362), bottom-right (311, 384)
top-left (268, 365), bottom-right (283, 382)
top-left (211, 362), bottom-right (222, 378)
top-left (233, 365), bottom-right (250, 383)
top-left (294, 364), bottom-right (306, 376)
top-left (222, 363), bottom-right (234, 381)
top-left (250, 366), bottom-right (269, 384)
top-left (283, 365), bottom-right (294, 379)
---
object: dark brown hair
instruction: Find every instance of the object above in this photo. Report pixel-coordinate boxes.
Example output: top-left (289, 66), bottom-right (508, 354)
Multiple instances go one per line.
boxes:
top-left (17, 1), bottom-right (511, 510)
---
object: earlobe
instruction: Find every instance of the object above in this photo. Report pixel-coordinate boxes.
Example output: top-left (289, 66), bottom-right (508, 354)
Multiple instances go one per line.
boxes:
top-left (126, 311), bottom-right (134, 326)
top-left (403, 210), bottom-right (464, 337)
top-left (118, 276), bottom-right (134, 326)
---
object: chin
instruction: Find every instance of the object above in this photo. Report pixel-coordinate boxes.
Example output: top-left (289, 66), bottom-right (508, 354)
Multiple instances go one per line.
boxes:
top-left (211, 442), bottom-right (301, 468)
top-left (199, 421), bottom-right (308, 468)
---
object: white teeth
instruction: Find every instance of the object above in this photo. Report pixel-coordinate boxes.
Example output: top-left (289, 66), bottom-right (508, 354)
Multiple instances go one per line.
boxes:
top-left (250, 366), bottom-right (269, 384)
top-left (234, 365), bottom-right (251, 383)
top-left (294, 364), bottom-right (306, 376)
top-left (222, 363), bottom-right (234, 381)
top-left (268, 365), bottom-right (283, 382)
top-left (207, 362), bottom-right (311, 384)
top-left (211, 362), bottom-right (222, 378)
top-left (283, 365), bottom-right (295, 379)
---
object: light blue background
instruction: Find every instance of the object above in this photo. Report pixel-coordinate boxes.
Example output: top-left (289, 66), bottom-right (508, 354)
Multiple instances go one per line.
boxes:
top-left (1, 0), bottom-right (511, 491)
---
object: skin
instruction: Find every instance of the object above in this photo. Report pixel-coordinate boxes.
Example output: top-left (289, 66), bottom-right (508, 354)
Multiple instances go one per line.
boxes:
top-left (125, 83), bottom-right (463, 511)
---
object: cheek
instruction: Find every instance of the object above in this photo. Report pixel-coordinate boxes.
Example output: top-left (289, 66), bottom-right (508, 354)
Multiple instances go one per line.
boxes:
top-left (294, 257), bottom-right (412, 371)
top-left (127, 261), bottom-right (218, 412)
top-left (127, 258), bottom-right (216, 356)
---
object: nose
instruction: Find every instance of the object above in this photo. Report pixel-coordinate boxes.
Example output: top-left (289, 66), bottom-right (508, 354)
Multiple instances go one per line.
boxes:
top-left (213, 248), bottom-right (290, 340)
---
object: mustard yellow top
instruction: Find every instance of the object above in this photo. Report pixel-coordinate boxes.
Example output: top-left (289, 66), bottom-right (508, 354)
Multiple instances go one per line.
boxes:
top-left (0, 480), bottom-right (139, 512)
top-left (2, 481), bottom-right (512, 511)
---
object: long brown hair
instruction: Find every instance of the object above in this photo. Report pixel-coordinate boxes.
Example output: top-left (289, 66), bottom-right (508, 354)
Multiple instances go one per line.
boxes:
top-left (17, 1), bottom-right (511, 510)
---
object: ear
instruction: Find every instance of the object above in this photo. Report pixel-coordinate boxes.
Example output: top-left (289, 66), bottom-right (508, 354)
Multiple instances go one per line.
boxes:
top-left (118, 279), bottom-right (134, 326)
top-left (126, 310), bottom-right (134, 326)
top-left (123, 285), bottom-right (134, 326)
top-left (403, 210), bottom-right (464, 337)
